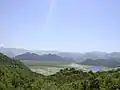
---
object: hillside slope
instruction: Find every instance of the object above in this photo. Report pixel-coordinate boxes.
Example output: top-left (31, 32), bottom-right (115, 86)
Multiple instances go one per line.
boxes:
top-left (0, 53), bottom-right (39, 90)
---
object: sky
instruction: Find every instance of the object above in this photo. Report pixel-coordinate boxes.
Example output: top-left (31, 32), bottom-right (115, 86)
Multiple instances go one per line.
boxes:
top-left (0, 0), bottom-right (120, 52)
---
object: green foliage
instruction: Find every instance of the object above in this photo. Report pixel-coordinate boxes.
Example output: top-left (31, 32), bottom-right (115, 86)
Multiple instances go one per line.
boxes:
top-left (0, 52), bottom-right (120, 90)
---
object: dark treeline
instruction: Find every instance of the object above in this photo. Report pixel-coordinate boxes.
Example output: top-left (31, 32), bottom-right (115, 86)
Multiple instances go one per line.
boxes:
top-left (0, 53), bottom-right (120, 90)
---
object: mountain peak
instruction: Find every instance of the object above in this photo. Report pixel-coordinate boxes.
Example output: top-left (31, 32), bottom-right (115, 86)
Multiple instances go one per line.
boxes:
top-left (14, 52), bottom-right (67, 61)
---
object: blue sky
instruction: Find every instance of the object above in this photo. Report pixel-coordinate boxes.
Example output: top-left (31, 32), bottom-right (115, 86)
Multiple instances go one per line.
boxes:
top-left (0, 0), bottom-right (120, 52)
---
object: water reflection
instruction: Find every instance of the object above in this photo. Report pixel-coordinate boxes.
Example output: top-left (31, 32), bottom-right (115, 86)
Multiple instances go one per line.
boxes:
top-left (90, 66), bottom-right (102, 72)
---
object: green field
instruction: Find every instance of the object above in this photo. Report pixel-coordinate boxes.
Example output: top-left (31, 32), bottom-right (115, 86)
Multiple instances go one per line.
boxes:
top-left (21, 60), bottom-right (70, 75)
top-left (21, 60), bottom-right (112, 75)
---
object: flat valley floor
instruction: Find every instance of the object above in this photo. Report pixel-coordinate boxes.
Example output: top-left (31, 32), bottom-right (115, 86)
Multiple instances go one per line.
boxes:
top-left (21, 60), bottom-right (112, 75)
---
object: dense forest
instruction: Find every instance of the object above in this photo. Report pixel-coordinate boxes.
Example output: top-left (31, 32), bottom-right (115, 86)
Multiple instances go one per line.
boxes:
top-left (0, 52), bottom-right (120, 90)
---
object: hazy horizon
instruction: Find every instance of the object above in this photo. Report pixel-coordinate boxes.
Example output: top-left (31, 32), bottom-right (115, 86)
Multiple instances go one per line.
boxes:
top-left (1, 46), bottom-right (120, 53)
top-left (1, 0), bottom-right (120, 52)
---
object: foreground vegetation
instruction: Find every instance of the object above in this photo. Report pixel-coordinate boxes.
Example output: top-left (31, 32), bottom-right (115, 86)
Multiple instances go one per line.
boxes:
top-left (0, 53), bottom-right (120, 90)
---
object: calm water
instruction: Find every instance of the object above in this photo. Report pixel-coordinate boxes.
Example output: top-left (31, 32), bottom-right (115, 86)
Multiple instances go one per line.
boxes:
top-left (90, 66), bottom-right (102, 72)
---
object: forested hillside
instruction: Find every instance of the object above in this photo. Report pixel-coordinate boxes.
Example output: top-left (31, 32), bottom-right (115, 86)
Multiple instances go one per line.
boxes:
top-left (0, 52), bottom-right (120, 90)
top-left (0, 53), bottom-right (41, 90)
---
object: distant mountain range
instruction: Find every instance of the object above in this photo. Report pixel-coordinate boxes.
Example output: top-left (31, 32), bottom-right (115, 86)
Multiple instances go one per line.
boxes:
top-left (0, 47), bottom-right (28, 56)
top-left (14, 52), bottom-right (120, 68)
top-left (79, 58), bottom-right (120, 68)
top-left (1, 47), bottom-right (120, 68)
top-left (14, 52), bottom-right (69, 62)
top-left (1, 47), bottom-right (120, 62)
top-left (2, 52), bottom-right (15, 58)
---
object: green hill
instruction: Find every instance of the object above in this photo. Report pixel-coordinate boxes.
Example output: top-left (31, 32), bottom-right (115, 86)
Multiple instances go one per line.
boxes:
top-left (0, 52), bottom-right (40, 90)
